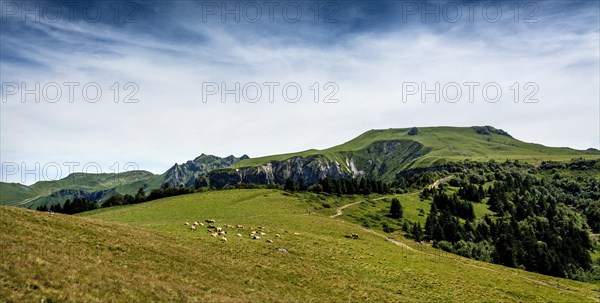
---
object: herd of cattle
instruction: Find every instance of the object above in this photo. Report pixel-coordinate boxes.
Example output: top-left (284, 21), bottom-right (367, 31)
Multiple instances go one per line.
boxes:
top-left (183, 219), bottom-right (283, 244)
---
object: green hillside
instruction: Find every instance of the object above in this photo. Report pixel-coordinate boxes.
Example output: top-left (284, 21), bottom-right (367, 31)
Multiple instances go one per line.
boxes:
top-left (0, 170), bottom-right (156, 207)
top-left (233, 126), bottom-right (600, 171)
top-left (2, 190), bottom-right (597, 301)
top-left (0, 154), bottom-right (248, 208)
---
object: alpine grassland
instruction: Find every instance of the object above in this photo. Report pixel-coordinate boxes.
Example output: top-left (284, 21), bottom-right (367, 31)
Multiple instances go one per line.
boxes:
top-left (2, 189), bottom-right (597, 302)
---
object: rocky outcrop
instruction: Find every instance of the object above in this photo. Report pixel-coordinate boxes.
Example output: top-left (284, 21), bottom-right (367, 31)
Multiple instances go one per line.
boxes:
top-left (208, 155), bottom-right (350, 189)
top-left (162, 154), bottom-right (249, 187)
top-left (408, 127), bottom-right (419, 136)
top-left (473, 126), bottom-right (512, 138)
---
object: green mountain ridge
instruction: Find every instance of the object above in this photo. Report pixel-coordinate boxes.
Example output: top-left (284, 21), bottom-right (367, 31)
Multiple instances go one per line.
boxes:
top-left (0, 170), bottom-right (156, 207)
top-left (1, 126), bottom-right (598, 207)
top-left (0, 153), bottom-right (250, 208)
top-left (237, 126), bottom-right (597, 167)
top-left (208, 126), bottom-right (599, 187)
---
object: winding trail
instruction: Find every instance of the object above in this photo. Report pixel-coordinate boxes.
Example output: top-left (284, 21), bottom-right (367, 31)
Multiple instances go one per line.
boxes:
top-left (329, 188), bottom-right (584, 299)
top-left (428, 175), bottom-right (454, 189)
top-left (15, 195), bottom-right (44, 207)
top-left (362, 227), bottom-right (416, 251)
top-left (330, 201), bottom-right (363, 218)
top-left (329, 197), bottom-right (387, 218)
top-left (327, 193), bottom-right (582, 296)
top-left (329, 196), bottom-right (415, 251)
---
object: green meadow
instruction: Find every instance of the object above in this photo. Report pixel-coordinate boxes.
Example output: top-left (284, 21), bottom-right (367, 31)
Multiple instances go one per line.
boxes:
top-left (1, 189), bottom-right (597, 302)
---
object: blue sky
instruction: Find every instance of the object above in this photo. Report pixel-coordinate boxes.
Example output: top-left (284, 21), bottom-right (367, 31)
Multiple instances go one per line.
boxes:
top-left (1, 0), bottom-right (599, 184)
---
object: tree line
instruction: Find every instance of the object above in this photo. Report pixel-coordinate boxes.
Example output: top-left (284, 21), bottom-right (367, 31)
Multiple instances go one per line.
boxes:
top-left (37, 182), bottom-right (194, 214)
top-left (412, 160), bottom-right (597, 280)
top-left (36, 197), bottom-right (98, 214)
top-left (284, 177), bottom-right (391, 195)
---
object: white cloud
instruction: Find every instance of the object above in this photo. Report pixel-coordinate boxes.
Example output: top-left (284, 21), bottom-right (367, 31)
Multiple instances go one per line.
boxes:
top-left (1, 2), bottom-right (598, 184)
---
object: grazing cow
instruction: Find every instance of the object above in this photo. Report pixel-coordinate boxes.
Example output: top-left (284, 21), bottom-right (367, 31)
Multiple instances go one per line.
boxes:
top-left (199, 222), bottom-right (204, 226)
top-left (253, 235), bottom-right (261, 240)
top-left (266, 239), bottom-right (273, 243)
top-left (236, 234), bottom-right (242, 237)
top-left (205, 219), bottom-right (215, 224)
top-left (236, 225), bottom-right (244, 229)
top-left (191, 225), bottom-right (197, 231)
top-left (275, 234), bottom-right (281, 238)
top-left (193, 221), bottom-right (199, 226)
top-left (218, 231), bottom-right (227, 236)
top-left (211, 232), bottom-right (218, 237)
top-left (293, 232), bottom-right (300, 235)
top-left (260, 232), bottom-right (266, 236)
top-left (216, 227), bottom-right (223, 232)
top-left (225, 224), bottom-right (233, 228)
top-left (184, 222), bottom-right (190, 226)
top-left (257, 226), bottom-right (264, 230)
top-left (221, 237), bottom-right (228, 242)
top-left (207, 224), bottom-right (216, 229)
top-left (250, 231), bottom-right (256, 235)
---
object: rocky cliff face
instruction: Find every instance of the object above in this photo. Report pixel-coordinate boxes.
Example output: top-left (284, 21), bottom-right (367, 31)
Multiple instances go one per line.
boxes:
top-left (207, 140), bottom-right (425, 188)
top-left (162, 154), bottom-right (249, 187)
top-left (207, 155), bottom-right (349, 189)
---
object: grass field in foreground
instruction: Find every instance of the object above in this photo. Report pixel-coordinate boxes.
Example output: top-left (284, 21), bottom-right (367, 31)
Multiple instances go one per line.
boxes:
top-left (1, 189), bottom-right (598, 302)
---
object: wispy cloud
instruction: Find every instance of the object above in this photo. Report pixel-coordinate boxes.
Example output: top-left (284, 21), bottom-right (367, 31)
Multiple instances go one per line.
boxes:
top-left (1, 0), bottom-right (598, 183)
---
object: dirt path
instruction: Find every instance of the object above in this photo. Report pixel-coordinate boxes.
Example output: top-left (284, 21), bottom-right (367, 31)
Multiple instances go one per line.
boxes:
top-left (360, 227), bottom-right (416, 251)
top-left (328, 194), bottom-right (584, 296)
top-left (408, 242), bottom-right (567, 291)
top-left (15, 195), bottom-right (44, 207)
top-left (428, 175), bottom-right (454, 189)
top-left (330, 201), bottom-right (363, 218)
top-left (329, 197), bottom-right (415, 251)
top-left (330, 197), bottom-right (387, 218)
top-left (327, 190), bottom-right (589, 297)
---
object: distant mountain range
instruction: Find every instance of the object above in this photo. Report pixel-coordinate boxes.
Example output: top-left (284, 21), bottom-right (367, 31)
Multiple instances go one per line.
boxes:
top-left (2, 126), bottom-right (598, 208)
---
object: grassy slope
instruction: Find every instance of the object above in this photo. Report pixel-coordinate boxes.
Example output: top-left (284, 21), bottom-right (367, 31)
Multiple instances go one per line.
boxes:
top-left (341, 192), bottom-right (494, 234)
top-left (0, 183), bottom-right (37, 205)
top-left (233, 126), bottom-right (600, 170)
top-left (2, 190), bottom-right (595, 302)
